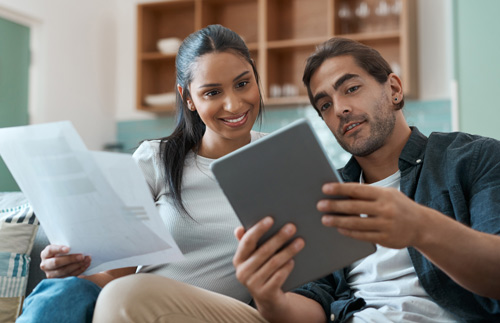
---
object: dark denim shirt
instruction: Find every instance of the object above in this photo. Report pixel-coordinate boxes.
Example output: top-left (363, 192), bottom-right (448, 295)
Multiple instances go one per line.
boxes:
top-left (293, 127), bottom-right (500, 322)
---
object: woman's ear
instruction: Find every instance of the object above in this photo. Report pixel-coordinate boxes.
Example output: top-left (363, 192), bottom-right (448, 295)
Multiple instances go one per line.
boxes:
top-left (388, 73), bottom-right (403, 106)
top-left (177, 84), bottom-right (195, 111)
top-left (177, 84), bottom-right (184, 98)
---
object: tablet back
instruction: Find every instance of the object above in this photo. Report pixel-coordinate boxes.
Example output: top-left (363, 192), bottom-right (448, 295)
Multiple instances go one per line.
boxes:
top-left (211, 118), bottom-right (375, 291)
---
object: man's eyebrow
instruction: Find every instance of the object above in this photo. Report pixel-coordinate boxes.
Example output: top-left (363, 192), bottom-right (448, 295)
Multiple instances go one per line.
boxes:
top-left (313, 91), bottom-right (328, 107)
top-left (198, 71), bottom-right (250, 89)
top-left (333, 73), bottom-right (359, 91)
top-left (312, 73), bottom-right (360, 106)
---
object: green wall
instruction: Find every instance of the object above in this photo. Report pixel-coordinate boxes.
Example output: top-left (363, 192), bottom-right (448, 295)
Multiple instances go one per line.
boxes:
top-left (0, 16), bottom-right (30, 191)
top-left (453, 0), bottom-right (500, 139)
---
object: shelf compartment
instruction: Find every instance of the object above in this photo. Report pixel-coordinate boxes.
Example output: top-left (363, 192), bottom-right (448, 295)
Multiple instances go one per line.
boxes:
top-left (333, 0), bottom-right (402, 35)
top-left (138, 57), bottom-right (177, 112)
top-left (360, 37), bottom-right (401, 75)
top-left (138, 0), bottom-right (195, 53)
top-left (201, 0), bottom-right (258, 44)
top-left (267, 0), bottom-right (330, 42)
top-left (266, 46), bottom-right (315, 101)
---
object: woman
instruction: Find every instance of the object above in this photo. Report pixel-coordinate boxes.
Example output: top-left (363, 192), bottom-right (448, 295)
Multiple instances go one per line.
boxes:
top-left (18, 24), bottom-right (265, 323)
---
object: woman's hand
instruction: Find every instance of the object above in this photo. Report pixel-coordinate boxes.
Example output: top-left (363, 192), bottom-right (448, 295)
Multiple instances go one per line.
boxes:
top-left (40, 244), bottom-right (91, 278)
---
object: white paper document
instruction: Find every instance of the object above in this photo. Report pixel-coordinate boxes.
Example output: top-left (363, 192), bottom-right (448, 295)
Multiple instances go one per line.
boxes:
top-left (0, 121), bottom-right (184, 274)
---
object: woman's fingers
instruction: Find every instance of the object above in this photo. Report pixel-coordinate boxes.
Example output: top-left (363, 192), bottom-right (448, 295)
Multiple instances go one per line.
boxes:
top-left (40, 245), bottom-right (70, 260)
top-left (40, 244), bottom-right (91, 278)
top-left (43, 256), bottom-right (91, 278)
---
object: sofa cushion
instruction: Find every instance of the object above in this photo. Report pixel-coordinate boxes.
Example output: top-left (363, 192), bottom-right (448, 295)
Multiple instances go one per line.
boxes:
top-left (0, 192), bottom-right (39, 322)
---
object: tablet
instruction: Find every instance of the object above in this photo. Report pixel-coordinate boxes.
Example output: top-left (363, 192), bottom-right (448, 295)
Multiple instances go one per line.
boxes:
top-left (211, 118), bottom-right (376, 291)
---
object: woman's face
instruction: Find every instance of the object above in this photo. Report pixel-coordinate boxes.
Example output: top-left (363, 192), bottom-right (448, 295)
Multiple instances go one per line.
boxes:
top-left (185, 51), bottom-right (261, 158)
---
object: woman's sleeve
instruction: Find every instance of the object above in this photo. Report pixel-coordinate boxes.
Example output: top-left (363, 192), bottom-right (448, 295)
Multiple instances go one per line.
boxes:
top-left (132, 141), bottom-right (163, 199)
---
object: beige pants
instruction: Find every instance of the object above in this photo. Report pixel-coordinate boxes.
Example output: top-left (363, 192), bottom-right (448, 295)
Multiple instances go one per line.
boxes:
top-left (92, 274), bottom-right (269, 323)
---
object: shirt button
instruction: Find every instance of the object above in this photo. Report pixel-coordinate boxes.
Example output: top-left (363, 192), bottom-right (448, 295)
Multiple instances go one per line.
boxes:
top-left (330, 314), bottom-right (335, 321)
top-left (416, 159), bottom-right (422, 164)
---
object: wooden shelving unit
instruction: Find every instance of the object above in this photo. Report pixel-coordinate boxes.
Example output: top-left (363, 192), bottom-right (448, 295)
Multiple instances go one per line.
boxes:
top-left (136, 0), bottom-right (418, 113)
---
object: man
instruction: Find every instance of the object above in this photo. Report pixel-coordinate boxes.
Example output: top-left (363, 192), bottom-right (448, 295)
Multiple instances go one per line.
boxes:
top-left (92, 38), bottom-right (500, 322)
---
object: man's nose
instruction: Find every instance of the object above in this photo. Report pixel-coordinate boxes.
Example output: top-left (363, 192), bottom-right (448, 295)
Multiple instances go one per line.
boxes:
top-left (333, 98), bottom-right (351, 116)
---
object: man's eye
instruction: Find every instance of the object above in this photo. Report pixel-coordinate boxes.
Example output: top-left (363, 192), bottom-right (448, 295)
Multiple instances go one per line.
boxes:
top-left (236, 81), bottom-right (249, 88)
top-left (320, 102), bottom-right (332, 112)
top-left (346, 86), bottom-right (359, 94)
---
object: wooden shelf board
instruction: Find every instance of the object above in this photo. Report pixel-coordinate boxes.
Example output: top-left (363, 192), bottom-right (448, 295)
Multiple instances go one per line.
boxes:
top-left (140, 0), bottom-right (195, 10)
top-left (141, 52), bottom-right (176, 60)
top-left (340, 30), bottom-right (400, 42)
top-left (265, 96), bottom-right (311, 107)
top-left (266, 37), bottom-right (330, 49)
top-left (138, 105), bottom-right (176, 114)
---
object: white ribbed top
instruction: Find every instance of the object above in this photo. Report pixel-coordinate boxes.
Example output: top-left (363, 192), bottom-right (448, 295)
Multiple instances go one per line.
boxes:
top-left (133, 131), bottom-right (265, 303)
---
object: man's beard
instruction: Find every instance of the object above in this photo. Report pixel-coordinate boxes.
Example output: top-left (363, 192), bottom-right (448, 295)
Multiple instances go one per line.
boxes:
top-left (334, 97), bottom-right (396, 157)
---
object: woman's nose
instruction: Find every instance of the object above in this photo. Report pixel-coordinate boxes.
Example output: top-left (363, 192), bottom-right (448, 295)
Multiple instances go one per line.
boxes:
top-left (224, 93), bottom-right (241, 113)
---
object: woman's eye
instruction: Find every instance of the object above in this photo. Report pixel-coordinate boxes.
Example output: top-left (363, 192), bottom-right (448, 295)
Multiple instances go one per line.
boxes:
top-left (346, 86), bottom-right (359, 94)
top-left (205, 90), bottom-right (220, 97)
top-left (320, 102), bottom-right (332, 112)
top-left (236, 81), bottom-right (249, 88)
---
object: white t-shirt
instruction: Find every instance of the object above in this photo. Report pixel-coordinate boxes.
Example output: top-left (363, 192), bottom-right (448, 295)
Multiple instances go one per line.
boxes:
top-left (347, 171), bottom-right (458, 322)
top-left (132, 131), bottom-right (265, 303)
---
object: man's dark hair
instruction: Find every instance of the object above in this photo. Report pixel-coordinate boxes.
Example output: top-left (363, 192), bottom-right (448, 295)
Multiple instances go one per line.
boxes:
top-left (303, 37), bottom-right (404, 116)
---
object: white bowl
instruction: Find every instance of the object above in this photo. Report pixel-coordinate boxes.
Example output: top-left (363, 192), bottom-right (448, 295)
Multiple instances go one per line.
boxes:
top-left (157, 38), bottom-right (182, 54)
top-left (144, 92), bottom-right (176, 107)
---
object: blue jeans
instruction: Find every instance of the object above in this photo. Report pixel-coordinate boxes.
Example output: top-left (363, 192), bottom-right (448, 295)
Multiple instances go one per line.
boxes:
top-left (17, 277), bottom-right (101, 323)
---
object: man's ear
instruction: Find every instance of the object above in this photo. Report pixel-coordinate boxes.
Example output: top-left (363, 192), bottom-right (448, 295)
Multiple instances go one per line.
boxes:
top-left (388, 73), bottom-right (403, 106)
top-left (177, 84), bottom-right (195, 111)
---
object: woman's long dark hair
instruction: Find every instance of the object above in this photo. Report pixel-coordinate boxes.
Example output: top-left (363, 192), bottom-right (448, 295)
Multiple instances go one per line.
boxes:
top-left (159, 24), bottom-right (264, 216)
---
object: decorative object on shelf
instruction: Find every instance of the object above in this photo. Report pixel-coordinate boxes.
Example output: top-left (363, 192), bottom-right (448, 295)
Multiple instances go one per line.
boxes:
top-left (390, 61), bottom-right (401, 77)
top-left (354, 0), bottom-right (371, 33)
top-left (144, 92), bottom-right (176, 107)
top-left (390, 0), bottom-right (402, 29)
top-left (281, 83), bottom-right (299, 97)
top-left (269, 84), bottom-right (282, 98)
top-left (374, 0), bottom-right (390, 31)
top-left (338, 0), bottom-right (353, 34)
top-left (157, 37), bottom-right (182, 54)
top-left (269, 84), bottom-right (299, 98)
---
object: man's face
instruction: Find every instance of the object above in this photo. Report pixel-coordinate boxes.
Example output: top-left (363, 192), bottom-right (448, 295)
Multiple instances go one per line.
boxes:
top-left (309, 55), bottom-right (396, 157)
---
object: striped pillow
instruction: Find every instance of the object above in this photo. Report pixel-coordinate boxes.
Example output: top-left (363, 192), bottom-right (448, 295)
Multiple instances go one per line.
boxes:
top-left (0, 193), bottom-right (39, 322)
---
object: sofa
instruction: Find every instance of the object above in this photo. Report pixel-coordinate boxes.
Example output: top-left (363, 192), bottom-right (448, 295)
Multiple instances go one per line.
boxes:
top-left (0, 192), bottom-right (49, 322)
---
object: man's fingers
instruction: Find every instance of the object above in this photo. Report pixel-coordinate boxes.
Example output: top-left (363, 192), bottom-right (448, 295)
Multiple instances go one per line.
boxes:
top-left (322, 182), bottom-right (382, 200)
top-left (253, 238), bottom-right (304, 288)
top-left (233, 217), bottom-right (274, 266)
top-left (262, 259), bottom-right (295, 293)
top-left (234, 226), bottom-right (245, 241)
top-left (321, 214), bottom-right (384, 230)
top-left (317, 199), bottom-right (374, 215)
top-left (236, 223), bottom-right (298, 286)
